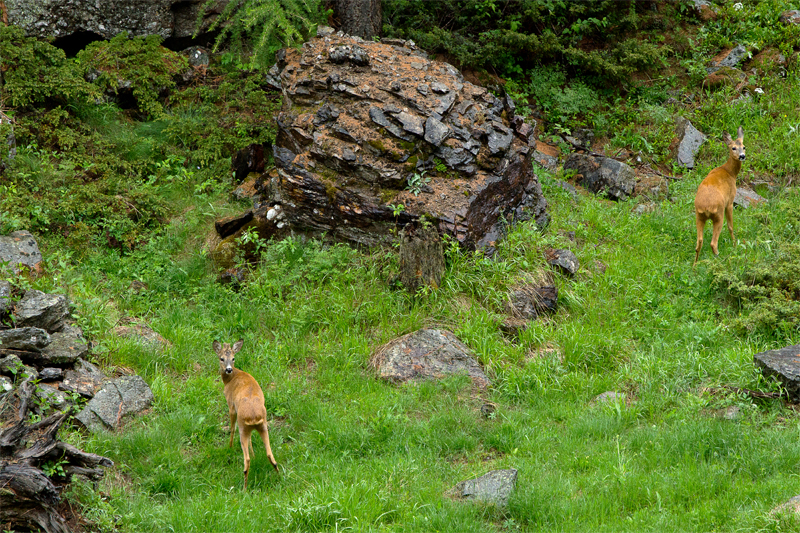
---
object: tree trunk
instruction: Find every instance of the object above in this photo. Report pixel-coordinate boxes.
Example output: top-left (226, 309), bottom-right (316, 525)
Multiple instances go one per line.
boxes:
top-left (330, 0), bottom-right (382, 40)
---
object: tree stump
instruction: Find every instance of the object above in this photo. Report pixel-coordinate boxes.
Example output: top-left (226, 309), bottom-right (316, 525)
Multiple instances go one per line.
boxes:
top-left (398, 225), bottom-right (445, 293)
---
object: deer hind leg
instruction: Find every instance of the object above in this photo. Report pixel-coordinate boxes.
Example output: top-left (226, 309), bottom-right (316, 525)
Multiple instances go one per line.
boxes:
top-left (228, 412), bottom-right (237, 448)
top-left (725, 203), bottom-right (736, 246)
top-left (239, 425), bottom-right (253, 489)
top-left (694, 215), bottom-right (707, 266)
top-left (709, 211), bottom-right (724, 256)
top-left (256, 421), bottom-right (279, 473)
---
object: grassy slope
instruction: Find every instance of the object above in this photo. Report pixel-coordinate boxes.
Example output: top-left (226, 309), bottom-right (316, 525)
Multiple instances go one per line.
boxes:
top-left (27, 81), bottom-right (799, 532)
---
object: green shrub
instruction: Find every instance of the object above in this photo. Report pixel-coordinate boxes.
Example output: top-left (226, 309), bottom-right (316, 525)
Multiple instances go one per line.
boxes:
top-left (76, 33), bottom-right (188, 118)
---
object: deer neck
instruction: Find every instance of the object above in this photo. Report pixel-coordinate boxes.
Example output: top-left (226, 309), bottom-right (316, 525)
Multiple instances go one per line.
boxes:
top-left (220, 369), bottom-right (239, 385)
top-left (721, 156), bottom-right (741, 179)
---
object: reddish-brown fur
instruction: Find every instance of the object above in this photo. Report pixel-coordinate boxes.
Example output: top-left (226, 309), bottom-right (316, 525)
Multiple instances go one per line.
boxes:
top-left (214, 339), bottom-right (278, 489)
top-left (694, 126), bottom-right (745, 266)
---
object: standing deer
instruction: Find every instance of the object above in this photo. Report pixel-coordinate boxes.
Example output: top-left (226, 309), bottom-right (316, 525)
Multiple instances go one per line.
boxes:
top-left (214, 339), bottom-right (278, 489)
top-left (693, 126), bottom-right (745, 266)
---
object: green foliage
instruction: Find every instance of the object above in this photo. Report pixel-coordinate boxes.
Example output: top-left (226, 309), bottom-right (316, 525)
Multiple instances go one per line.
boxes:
top-left (199, 0), bottom-right (329, 68)
top-left (710, 244), bottom-right (800, 338)
top-left (76, 33), bottom-right (188, 118)
top-left (0, 25), bottom-right (99, 108)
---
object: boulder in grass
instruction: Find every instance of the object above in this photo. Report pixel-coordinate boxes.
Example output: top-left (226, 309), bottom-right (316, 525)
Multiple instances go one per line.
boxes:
top-left (370, 329), bottom-right (490, 388)
top-left (563, 154), bottom-right (635, 201)
top-left (754, 344), bottom-right (800, 401)
top-left (14, 290), bottom-right (70, 332)
top-left (75, 375), bottom-right (154, 431)
top-left (0, 230), bottom-right (43, 276)
top-left (447, 469), bottom-right (518, 507)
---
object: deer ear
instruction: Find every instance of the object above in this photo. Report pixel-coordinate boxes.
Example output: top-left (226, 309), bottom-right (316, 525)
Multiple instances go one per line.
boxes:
top-left (736, 126), bottom-right (744, 140)
top-left (212, 340), bottom-right (222, 354)
top-left (232, 339), bottom-right (244, 354)
top-left (722, 131), bottom-right (732, 144)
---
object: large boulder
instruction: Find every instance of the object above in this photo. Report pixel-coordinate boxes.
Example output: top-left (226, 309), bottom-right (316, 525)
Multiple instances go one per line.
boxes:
top-left (13, 290), bottom-right (70, 332)
top-left (370, 329), bottom-right (490, 388)
top-left (674, 117), bottom-right (707, 170)
top-left (253, 32), bottom-right (547, 252)
top-left (563, 154), bottom-right (635, 201)
top-left (754, 345), bottom-right (800, 401)
top-left (5, 0), bottom-right (225, 41)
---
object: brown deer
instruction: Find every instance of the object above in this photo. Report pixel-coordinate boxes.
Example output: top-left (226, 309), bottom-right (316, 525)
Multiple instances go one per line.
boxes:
top-left (693, 126), bottom-right (745, 266)
top-left (213, 339), bottom-right (278, 489)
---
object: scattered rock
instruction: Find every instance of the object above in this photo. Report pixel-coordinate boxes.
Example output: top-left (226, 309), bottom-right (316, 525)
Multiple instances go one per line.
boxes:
top-left (447, 469), bottom-right (518, 507)
top-left (592, 391), bottom-right (626, 404)
top-left (692, 0), bottom-right (717, 21)
top-left (13, 290), bottom-right (70, 332)
top-left (532, 141), bottom-right (559, 171)
top-left (675, 117), bottom-right (707, 169)
top-left (32, 383), bottom-right (69, 414)
top-left (111, 322), bottom-right (172, 351)
top-left (370, 329), bottom-right (490, 388)
top-left (75, 375), bottom-right (154, 431)
top-left (707, 45), bottom-right (749, 75)
top-left (779, 10), bottom-right (800, 25)
top-left (60, 359), bottom-right (107, 398)
top-left (733, 187), bottom-right (766, 208)
top-left (38, 367), bottom-right (63, 381)
top-left (632, 202), bottom-right (656, 215)
top-left (0, 353), bottom-right (25, 375)
top-left (754, 345), bottom-right (800, 401)
top-left (506, 284), bottom-right (557, 319)
top-left (499, 317), bottom-right (528, 337)
top-left (546, 249), bottom-right (579, 276)
top-left (771, 495), bottom-right (800, 517)
top-left (35, 326), bottom-right (88, 365)
top-left (0, 327), bottom-right (50, 352)
top-left (480, 403), bottom-right (497, 419)
top-left (184, 46), bottom-right (209, 68)
top-left (0, 280), bottom-right (11, 315)
top-left (563, 154), bottom-right (635, 201)
top-left (0, 230), bottom-right (43, 276)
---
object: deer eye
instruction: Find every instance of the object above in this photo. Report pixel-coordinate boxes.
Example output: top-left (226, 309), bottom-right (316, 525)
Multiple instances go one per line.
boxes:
top-left (219, 357), bottom-right (224, 361)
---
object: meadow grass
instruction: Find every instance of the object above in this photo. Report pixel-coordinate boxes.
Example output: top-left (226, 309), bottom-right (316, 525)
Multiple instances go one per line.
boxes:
top-left (35, 114), bottom-right (800, 532)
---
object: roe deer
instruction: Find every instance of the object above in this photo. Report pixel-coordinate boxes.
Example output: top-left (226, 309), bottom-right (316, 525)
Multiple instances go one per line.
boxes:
top-left (213, 339), bottom-right (278, 489)
top-left (693, 126), bottom-right (745, 266)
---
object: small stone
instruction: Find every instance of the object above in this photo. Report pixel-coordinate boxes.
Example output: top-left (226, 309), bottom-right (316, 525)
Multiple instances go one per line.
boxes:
top-left (39, 367), bottom-right (63, 381)
top-left (448, 469), bottom-right (518, 507)
top-left (395, 111), bottom-right (424, 136)
top-left (733, 187), bottom-right (766, 208)
top-left (546, 249), bottom-right (579, 276)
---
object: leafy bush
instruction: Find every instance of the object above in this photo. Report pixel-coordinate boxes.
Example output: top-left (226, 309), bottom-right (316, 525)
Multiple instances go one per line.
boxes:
top-left (0, 25), bottom-right (98, 108)
top-left (710, 244), bottom-right (800, 338)
top-left (76, 33), bottom-right (188, 118)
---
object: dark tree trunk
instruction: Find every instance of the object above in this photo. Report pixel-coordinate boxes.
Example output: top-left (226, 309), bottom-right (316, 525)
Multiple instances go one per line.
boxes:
top-left (330, 0), bottom-right (382, 40)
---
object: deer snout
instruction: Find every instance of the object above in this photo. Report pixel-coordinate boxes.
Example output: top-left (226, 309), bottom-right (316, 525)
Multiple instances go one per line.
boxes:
top-left (739, 153), bottom-right (746, 161)
top-left (225, 366), bottom-right (233, 374)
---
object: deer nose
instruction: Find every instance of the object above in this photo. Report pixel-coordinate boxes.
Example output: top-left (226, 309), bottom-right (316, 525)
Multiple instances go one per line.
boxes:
top-left (225, 366), bottom-right (233, 374)
top-left (739, 153), bottom-right (746, 160)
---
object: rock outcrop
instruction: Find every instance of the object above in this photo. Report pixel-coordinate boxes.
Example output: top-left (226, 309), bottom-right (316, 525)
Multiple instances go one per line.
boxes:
top-left (5, 0), bottom-right (224, 42)
top-left (249, 31), bottom-right (547, 252)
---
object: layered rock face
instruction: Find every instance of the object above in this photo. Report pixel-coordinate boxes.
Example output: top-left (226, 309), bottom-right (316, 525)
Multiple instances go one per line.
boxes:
top-left (5, 0), bottom-right (222, 41)
top-left (258, 32), bottom-right (548, 250)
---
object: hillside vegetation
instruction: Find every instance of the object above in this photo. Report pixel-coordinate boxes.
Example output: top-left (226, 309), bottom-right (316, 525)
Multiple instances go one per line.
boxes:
top-left (2, 1), bottom-right (800, 531)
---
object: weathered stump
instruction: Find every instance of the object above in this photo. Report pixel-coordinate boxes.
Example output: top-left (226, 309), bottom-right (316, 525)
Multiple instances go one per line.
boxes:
top-left (398, 225), bottom-right (445, 292)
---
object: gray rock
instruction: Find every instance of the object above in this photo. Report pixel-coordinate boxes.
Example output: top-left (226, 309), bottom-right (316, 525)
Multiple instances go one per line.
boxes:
top-left (33, 384), bottom-right (69, 413)
top-left (431, 81), bottom-right (449, 94)
top-left (14, 290), bottom-right (70, 332)
top-left (780, 10), bottom-right (800, 25)
top-left (424, 116), bottom-right (451, 146)
top-left (184, 46), bottom-right (209, 68)
top-left (370, 329), bottom-right (490, 388)
top-left (0, 230), bottom-right (43, 275)
top-left (448, 469), bottom-right (518, 507)
top-left (395, 111), bottom-right (424, 136)
top-left (265, 64), bottom-right (282, 91)
top-left (76, 375), bottom-right (154, 431)
top-left (675, 118), bottom-right (707, 169)
top-left (754, 345), bottom-right (800, 401)
top-left (0, 353), bottom-right (24, 376)
top-left (772, 495), bottom-right (800, 517)
top-left (0, 327), bottom-right (50, 352)
top-left (36, 326), bottom-right (88, 365)
top-left (369, 106), bottom-right (411, 141)
top-left (547, 249), bottom-right (579, 276)
top-left (506, 285), bottom-right (558, 319)
top-left (39, 367), bottom-right (63, 381)
top-left (487, 128), bottom-right (513, 155)
top-left (734, 187), bottom-right (766, 208)
top-left (707, 45), bottom-right (749, 74)
top-left (60, 358), bottom-right (107, 398)
top-left (0, 375), bottom-right (12, 393)
top-left (328, 44), bottom-right (370, 66)
top-left (564, 154), bottom-right (635, 201)
top-left (0, 280), bottom-right (11, 315)
top-left (5, 0), bottom-right (221, 40)
top-left (592, 391), bottom-right (626, 404)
